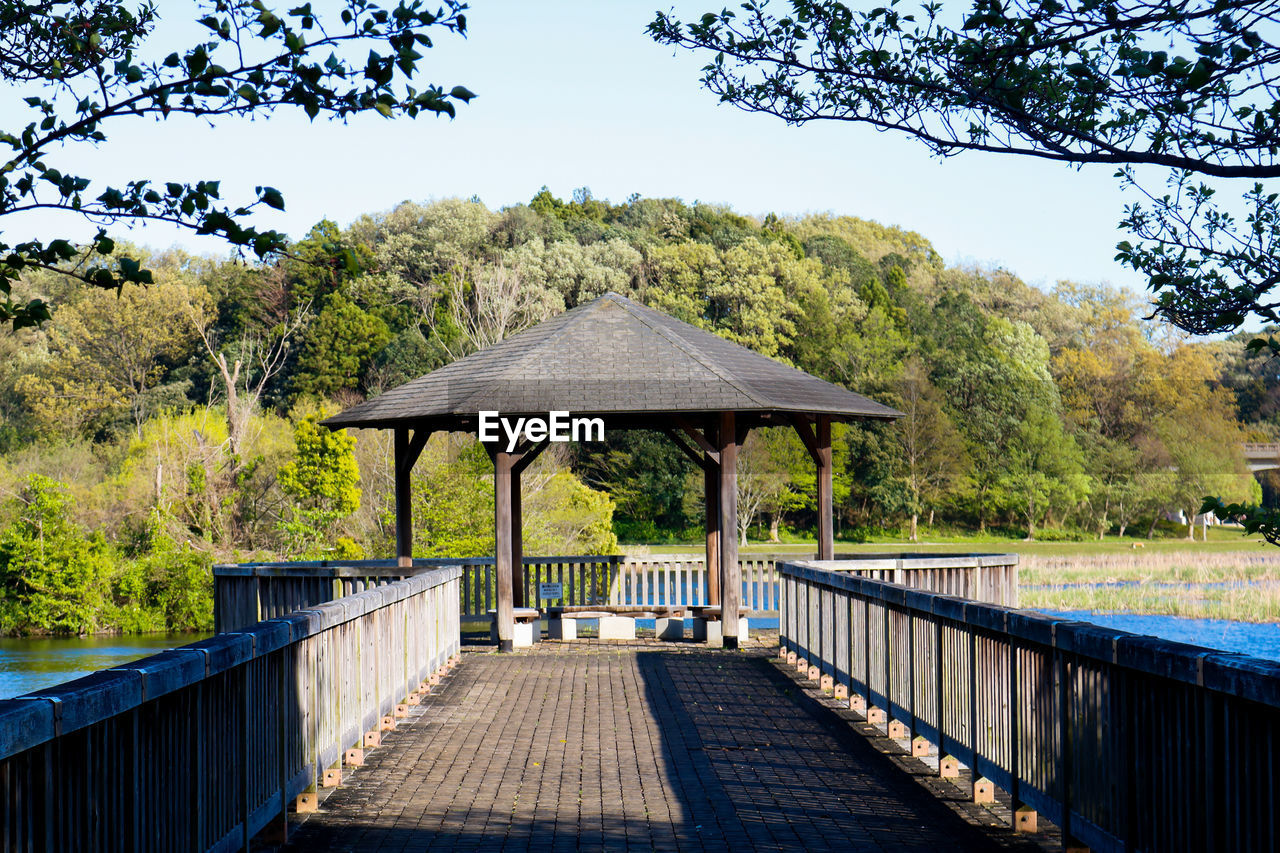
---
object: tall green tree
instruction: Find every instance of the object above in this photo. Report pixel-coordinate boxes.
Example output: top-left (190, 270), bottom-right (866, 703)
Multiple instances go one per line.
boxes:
top-left (291, 294), bottom-right (392, 400)
top-left (1153, 347), bottom-right (1259, 539)
top-left (0, 475), bottom-right (109, 635)
top-left (16, 277), bottom-right (207, 437)
top-left (278, 417), bottom-right (362, 557)
top-left (647, 238), bottom-right (811, 359)
top-left (736, 429), bottom-right (805, 545)
top-left (895, 359), bottom-right (968, 541)
top-left (999, 407), bottom-right (1089, 540)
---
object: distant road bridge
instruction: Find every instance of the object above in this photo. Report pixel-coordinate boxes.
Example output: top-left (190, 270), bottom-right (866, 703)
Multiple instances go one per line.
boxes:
top-left (1244, 442), bottom-right (1280, 472)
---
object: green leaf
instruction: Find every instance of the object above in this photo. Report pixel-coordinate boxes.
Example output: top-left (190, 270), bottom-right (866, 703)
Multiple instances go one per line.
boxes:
top-left (1187, 58), bottom-right (1214, 90)
top-left (260, 187), bottom-right (285, 210)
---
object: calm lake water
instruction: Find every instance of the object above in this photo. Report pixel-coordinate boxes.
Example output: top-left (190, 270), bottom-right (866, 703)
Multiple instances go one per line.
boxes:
top-left (0, 633), bottom-right (210, 699)
top-left (1039, 610), bottom-right (1280, 662)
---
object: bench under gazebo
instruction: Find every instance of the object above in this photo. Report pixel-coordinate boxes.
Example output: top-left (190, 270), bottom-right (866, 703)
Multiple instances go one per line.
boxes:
top-left (322, 292), bottom-right (900, 650)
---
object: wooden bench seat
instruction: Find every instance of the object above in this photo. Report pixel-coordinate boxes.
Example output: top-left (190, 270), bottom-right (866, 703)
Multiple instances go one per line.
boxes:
top-left (547, 605), bottom-right (686, 616)
top-left (546, 605), bottom-right (686, 641)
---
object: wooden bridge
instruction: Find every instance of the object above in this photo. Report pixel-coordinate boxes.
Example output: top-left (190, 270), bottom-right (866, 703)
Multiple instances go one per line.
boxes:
top-left (2, 553), bottom-right (1278, 851)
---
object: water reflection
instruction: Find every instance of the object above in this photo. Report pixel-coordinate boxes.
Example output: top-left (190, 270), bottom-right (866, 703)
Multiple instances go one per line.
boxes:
top-left (0, 633), bottom-right (211, 698)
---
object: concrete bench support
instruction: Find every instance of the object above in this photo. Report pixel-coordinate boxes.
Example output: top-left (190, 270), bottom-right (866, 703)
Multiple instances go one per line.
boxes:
top-left (549, 615), bottom-right (580, 640)
top-left (691, 616), bottom-right (749, 647)
top-left (489, 608), bottom-right (541, 648)
top-left (598, 615), bottom-right (636, 640)
top-left (655, 616), bottom-right (685, 640)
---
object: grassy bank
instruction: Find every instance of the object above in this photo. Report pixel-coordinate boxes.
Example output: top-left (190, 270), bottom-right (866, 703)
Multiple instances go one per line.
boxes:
top-left (638, 529), bottom-right (1274, 559)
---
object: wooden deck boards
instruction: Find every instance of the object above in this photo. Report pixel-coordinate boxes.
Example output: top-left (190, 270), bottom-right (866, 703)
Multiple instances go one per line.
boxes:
top-left (282, 641), bottom-right (1047, 852)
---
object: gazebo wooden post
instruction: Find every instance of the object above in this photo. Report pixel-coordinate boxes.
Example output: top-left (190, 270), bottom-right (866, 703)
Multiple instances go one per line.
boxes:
top-left (704, 462), bottom-right (720, 606)
top-left (493, 449), bottom-right (516, 652)
top-left (817, 416), bottom-right (834, 561)
top-left (393, 427), bottom-right (429, 568)
top-left (718, 411), bottom-right (740, 649)
top-left (704, 420), bottom-right (721, 606)
top-left (511, 467), bottom-right (524, 608)
top-left (663, 420), bottom-right (723, 607)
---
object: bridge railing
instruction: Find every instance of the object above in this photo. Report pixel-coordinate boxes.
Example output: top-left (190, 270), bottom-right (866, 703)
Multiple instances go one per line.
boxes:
top-left (213, 557), bottom-right (624, 631)
top-left (0, 566), bottom-right (461, 853)
top-left (779, 559), bottom-right (1280, 853)
top-left (215, 552), bottom-right (1017, 630)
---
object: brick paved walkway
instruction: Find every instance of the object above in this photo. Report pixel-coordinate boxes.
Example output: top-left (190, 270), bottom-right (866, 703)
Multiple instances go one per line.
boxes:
top-left (283, 642), bottom-right (1040, 852)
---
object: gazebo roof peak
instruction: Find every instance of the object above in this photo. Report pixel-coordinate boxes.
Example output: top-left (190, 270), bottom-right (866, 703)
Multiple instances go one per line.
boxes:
top-left (322, 291), bottom-right (901, 429)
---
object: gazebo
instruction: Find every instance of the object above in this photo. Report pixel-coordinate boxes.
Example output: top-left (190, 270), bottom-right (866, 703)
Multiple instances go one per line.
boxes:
top-left (322, 292), bottom-right (900, 650)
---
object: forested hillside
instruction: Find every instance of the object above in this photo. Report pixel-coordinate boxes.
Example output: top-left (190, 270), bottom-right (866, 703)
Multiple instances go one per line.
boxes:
top-left (0, 188), bottom-right (1272, 634)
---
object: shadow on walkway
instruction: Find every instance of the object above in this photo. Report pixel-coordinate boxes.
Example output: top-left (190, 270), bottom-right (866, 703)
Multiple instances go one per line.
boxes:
top-left (281, 645), bottom-right (1039, 852)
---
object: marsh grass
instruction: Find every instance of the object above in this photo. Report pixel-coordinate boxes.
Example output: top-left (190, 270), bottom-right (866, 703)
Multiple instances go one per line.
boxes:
top-left (1022, 550), bottom-right (1280, 584)
top-left (1021, 551), bottom-right (1280, 622)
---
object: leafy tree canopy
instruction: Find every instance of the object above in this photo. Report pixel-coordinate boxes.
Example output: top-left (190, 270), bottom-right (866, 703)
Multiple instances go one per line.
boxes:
top-left (649, 0), bottom-right (1280, 335)
top-left (1, 0), bottom-right (474, 330)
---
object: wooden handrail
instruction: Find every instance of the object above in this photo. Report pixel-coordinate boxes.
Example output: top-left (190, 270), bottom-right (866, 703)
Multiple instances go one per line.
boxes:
top-left (779, 559), bottom-right (1280, 852)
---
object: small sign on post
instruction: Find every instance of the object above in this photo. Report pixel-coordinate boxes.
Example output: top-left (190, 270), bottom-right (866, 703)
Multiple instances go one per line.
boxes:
top-left (538, 582), bottom-right (563, 601)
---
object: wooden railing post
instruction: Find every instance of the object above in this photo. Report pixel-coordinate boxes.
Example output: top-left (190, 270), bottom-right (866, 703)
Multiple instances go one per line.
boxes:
top-left (1009, 636), bottom-right (1020, 813)
top-left (241, 652), bottom-right (253, 852)
top-left (967, 616), bottom-right (978, 801)
top-left (935, 618), bottom-right (945, 766)
top-left (1055, 644), bottom-right (1069, 838)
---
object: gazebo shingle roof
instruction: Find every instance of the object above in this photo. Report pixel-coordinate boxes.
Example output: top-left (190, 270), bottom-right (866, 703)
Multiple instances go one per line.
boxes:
top-left (322, 292), bottom-right (901, 429)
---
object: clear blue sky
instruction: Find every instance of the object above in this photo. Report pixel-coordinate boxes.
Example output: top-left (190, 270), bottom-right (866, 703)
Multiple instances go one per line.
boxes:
top-left (18, 1), bottom-right (1151, 297)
